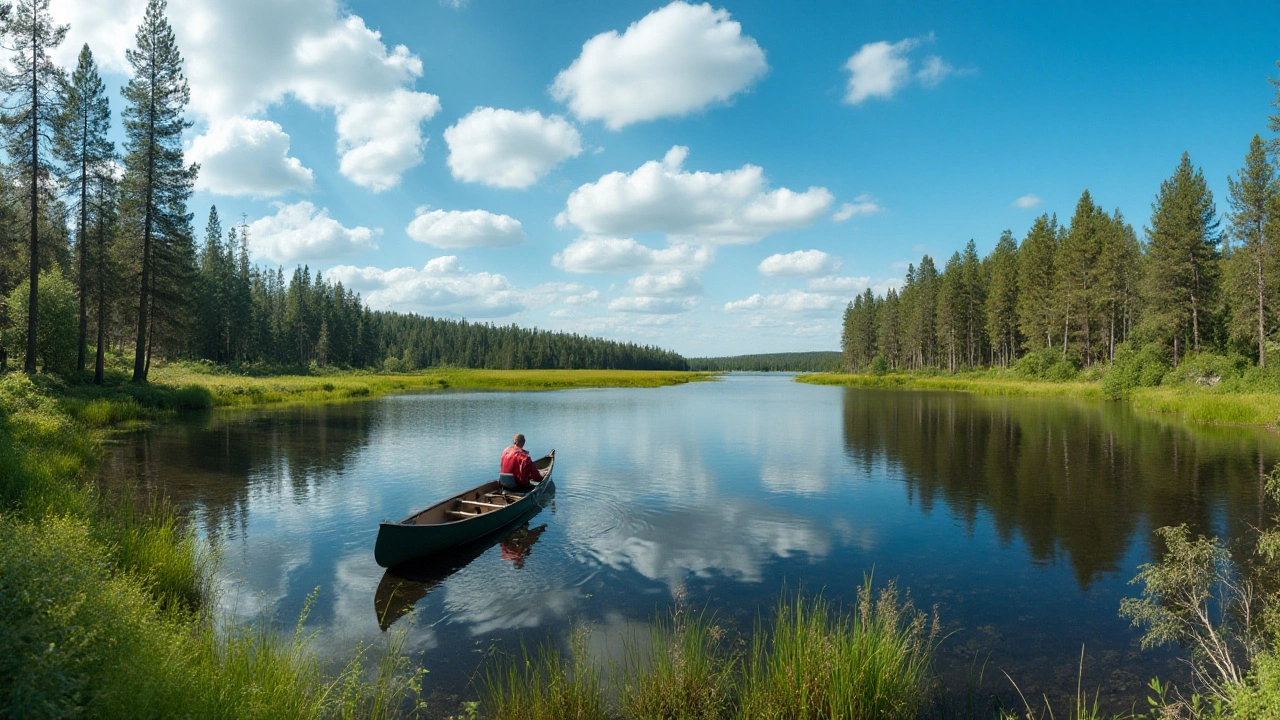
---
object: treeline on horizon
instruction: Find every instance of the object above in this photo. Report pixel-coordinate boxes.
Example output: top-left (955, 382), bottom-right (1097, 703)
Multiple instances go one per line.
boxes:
top-left (841, 71), bottom-right (1280, 375)
top-left (0, 0), bottom-right (686, 382)
top-left (688, 351), bottom-right (841, 372)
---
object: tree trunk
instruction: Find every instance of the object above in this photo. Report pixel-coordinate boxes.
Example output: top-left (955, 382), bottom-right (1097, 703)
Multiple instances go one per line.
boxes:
top-left (133, 58), bottom-right (158, 383)
top-left (77, 123), bottom-right (89, 373)
top-left (1259, 250), bottom-right (1267, 368)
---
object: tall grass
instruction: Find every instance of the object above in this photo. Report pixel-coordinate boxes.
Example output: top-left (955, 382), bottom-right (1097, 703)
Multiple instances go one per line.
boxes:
top-left (737, 582), bottom-right (939, 720)
top-left (615, 604), bottom-right (738, 720)
top-left (798, 372), bottom-right (1102, 400)
top-left (478, 627), bottom-right (609, 720)
top-left (477, 583), bottom-right (938, 720)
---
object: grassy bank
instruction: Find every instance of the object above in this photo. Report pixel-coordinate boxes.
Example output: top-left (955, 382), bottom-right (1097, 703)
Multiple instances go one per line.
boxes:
top-left (0, 372), bottom-right (420, 718)
top-left (799, 371), bottom-right (1280, 428)
top-left (42, 365), bottom-right (713, 428)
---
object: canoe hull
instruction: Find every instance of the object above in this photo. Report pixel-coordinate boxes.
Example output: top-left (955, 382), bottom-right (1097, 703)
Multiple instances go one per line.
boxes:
top-left (374, 454), bottom-right (554, 568)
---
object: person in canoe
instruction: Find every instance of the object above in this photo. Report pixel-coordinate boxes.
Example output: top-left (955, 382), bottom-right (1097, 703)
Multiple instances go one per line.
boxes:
top-left (499, 433), bottom-right (541, 492)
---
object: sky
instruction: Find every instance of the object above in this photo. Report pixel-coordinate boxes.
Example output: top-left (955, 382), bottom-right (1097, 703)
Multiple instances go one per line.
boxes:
top-left (50, 0), bottom-right (1280, 357)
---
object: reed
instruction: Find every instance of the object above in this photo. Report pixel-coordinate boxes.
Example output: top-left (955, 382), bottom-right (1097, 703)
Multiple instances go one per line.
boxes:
top-left (737, 581), bottom-right (939, 720)
top-left (477, 627), bottom-right (609, 720)
top-left (615, 605), bottom-right (739, 720)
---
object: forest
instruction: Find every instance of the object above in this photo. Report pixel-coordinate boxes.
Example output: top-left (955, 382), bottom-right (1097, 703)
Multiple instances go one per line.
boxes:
top-left (0, 0), bottom-right (687, 382)
top-left (688, 351), bottom-right (842, 372)
top-left (840, 119), bottom-right (1280, 380)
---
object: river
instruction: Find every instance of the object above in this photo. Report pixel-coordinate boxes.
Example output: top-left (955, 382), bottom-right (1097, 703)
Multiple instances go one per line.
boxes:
top-left (99, 374), bottom-right (1280, 711)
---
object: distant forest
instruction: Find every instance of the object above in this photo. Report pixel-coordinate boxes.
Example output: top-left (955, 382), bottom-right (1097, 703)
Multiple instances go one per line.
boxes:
top-left (0, 1), bottom-right (686, 381)
top-left (841, 72), bottom-right (1280, 374)
top-left (688, 351), bottom-right (842, 372)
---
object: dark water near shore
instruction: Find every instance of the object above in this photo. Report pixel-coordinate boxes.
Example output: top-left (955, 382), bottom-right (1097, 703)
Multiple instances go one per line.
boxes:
top-left (99, 375), bottom-right (1280, 711)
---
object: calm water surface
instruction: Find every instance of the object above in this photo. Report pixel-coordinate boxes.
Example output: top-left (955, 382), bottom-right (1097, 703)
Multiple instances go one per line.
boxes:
top-left (100, 375), bottom-right (1280, 711)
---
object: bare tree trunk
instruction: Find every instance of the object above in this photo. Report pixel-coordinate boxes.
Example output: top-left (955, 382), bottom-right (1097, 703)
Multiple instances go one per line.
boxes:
top-left (1259, 251), bottom-right (1267, 368)
top-left (24, 12), bottom-right (39, 374)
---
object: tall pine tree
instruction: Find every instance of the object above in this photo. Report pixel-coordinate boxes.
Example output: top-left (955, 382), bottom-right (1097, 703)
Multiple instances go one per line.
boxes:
top-left (1225, 135), bottom-right (1279, 365)
top-left (1143, 153), bottom-right (1220, 364)
top-left (0, 0), bottom-right (66, 373)
top-left (55, 44), bottom-right (113, 373)
top-left (121, 0), bottom-right (197, 382)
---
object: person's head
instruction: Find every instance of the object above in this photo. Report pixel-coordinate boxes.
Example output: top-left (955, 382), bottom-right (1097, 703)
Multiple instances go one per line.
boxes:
top-left (513, 433), bottom-right (525, 448)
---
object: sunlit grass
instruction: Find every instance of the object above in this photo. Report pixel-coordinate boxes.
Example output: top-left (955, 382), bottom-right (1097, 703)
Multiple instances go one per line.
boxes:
top-left (615, 604), bottom-right (739, 720)
top-left (797, 372), bottom-right (1102, 400)
top-left (478, 627), bottom-right (609, 720)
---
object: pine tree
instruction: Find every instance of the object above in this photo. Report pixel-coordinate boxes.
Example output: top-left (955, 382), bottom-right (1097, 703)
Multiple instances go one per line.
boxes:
top-left (1225, 135), bottom-right (1278, 365)
top-left (1017, 214), bottom-right (1059, 352)
top-left (1143, 153), bottom-right (1220, 365)
top-left (0, 0), bottom-right (67, 373)
top-left (986, 230), bottom-right (1020, 367)
top-left (936, 253), bottom-right (963, 371)
top-left (120, 0), bottom-right (197, 382)
top-left (55, 44), bottom-right (113, 373)
top-left (90, 165), bottom-right (118, 384)
top-left (960, 239), bottom-right (986, 366)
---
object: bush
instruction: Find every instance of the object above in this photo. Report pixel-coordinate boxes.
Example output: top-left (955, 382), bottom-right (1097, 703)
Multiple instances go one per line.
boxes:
top-left (869, 355), bottom-right (890, 376)
top-left (1044, 359), bottom-right (1079, 382)
top-left (1013, 349), bottom-right (1057, 379)
top-left (1101, 343), bottom-right (1170, 400)
top-left (4, 268), bottom-right (78, 374)
top-left (1163, 351), bottom-right (1250, 388)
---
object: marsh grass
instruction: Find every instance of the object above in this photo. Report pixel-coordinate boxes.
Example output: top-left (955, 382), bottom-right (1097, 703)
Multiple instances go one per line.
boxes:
top-left (477, 583), bottom-right (939, 720)
top-left (737, 582), bottom-right (939, 720)
top-left (798, 371), bottom-right (1102, 400)
top-left (615, 604), bottom-right (739, 720)
top-left (478, 627), bottom-right (609, 720)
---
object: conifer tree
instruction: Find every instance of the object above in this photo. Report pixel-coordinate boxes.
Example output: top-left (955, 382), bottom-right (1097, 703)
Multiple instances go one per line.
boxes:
top-left (1225, 135), bottom-right (1279, 365)
top-left (960, 239), bottom-right (986, 366)
top-left (1143, 153), bottom-right (1220, 364)
top-left (986, 230), bottom-right (1020, 366)
top-left (55, 44), bottom-right (113, 373)
top-left (120, 0), bottom-right (197, 382)
top-left (0, 0), bottom-right (67, 373)
top-left (1056, 191), bottom-right (1108, 364)
top-left (90, 166), bottom-right (118, 384)
top-left (1017, 214), bottom-right (1059, 351)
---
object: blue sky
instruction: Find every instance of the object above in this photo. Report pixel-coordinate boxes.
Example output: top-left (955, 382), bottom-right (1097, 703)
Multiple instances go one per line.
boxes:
top-left (55, 0), bottom-right (1280, 356)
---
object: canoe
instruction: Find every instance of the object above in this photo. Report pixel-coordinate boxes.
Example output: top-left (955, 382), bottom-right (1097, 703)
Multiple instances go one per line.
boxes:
top-left (374, 517), bottom-right (548, 630)
top-left (374, 451), bottom-right (555, 568)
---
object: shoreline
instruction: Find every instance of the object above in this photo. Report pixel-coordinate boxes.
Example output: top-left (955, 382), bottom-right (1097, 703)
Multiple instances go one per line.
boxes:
top-left (797, 372), bottom-right (1280, 429)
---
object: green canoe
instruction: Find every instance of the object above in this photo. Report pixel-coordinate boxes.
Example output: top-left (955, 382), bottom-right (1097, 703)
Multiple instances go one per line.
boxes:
top-left (374, 451), bottom-right (555, 568)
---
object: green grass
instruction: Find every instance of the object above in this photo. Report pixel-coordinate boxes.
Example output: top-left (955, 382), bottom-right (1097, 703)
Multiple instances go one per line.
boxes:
top-left (0, 371), bottom-right (422, 718)
top-left (798, 371), bottom-right (1102, 400)
top-left (800, 371), bottom-right (1280, 428)
top-left (477, 583), bottom-right (938, 720)
top-left (146, 365), bottom-right (715, 411)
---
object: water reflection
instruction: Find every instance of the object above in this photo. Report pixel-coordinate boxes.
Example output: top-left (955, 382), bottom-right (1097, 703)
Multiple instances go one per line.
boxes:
top-left (841, 389), bottom-right (1275, 587)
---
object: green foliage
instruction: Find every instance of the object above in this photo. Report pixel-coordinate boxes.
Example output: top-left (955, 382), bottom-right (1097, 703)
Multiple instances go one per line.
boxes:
top-left (5, 268), bottom-right (78, 374)
top-left (870, 354), bottom-right (890, 375)
top-left (1225, 652), bottom-right (1280, 719)
top-left (1101, 343), bottom-right (1170, 400)
top-left (1161, 352), bottom-right (1251, 388)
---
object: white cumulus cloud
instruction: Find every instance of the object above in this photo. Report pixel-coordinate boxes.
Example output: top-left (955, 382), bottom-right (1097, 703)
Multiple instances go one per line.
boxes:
top-left (406, 208), bottom-right (525, 249)
top-left (551, 1), bottom-right (767, 129)
top-left (559, 146), bottom-right (832, 244)
top-left (1012, 194), bottom-right (1042, 208)
top-left (758, 250), bottom-right (841, 278)
top-left (553, 237), bottom-right (714, 274)
top-left (188, 118), bottom-right (313, 197)
top-left (444, 108), bottom-right (583, 189)
top-left (627, 269), bottom-right (702, 297)
top-left (832, 194), bottom-right (881, 221)
top-left (608, 295), bottom-right (700, 314)
top-left (843, 34), bottom-right (958, 105)
top-left (55, 0), bottom-right (441, 192)
top-left (724, 290), bottom-right (846, 314)
top-left (248, 202), bottom-right (379, 264)
top-left (328, 257), bottom-right (525, 318)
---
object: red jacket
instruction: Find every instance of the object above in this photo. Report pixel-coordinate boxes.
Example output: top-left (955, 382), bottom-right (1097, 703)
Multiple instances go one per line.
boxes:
top-left (500, 446), bottom-right (540, 488)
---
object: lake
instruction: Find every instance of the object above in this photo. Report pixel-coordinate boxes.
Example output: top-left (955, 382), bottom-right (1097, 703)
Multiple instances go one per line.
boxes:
top-left (99, 374), bottom-right (1280, 712)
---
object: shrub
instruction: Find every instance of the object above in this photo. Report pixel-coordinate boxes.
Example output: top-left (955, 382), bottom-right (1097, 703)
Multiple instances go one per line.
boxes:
top-left (1101, 343), bottom-right (1170, 400)
top-left (1013, 349), bottom-right (1057, 379)
top-left (4, 268), bottom-right (78, 374)
top-left (1163, 351), bottom-right (1250, 388)
top-left (1044, 359), bottom-right (1079, 382)
top-left (869, 355), bottom-right (890, 375)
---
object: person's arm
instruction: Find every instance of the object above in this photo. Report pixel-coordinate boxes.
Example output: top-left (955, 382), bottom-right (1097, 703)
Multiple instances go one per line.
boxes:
top-left (517, 454), bottom-right (541, 485)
